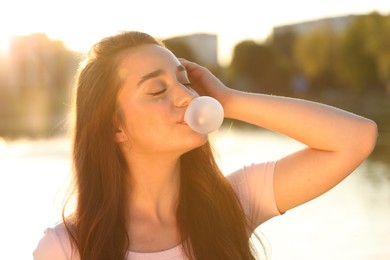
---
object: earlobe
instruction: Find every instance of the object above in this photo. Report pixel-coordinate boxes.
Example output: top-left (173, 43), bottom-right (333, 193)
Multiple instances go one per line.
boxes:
top-left (114, 128), bottom-right (128, 143)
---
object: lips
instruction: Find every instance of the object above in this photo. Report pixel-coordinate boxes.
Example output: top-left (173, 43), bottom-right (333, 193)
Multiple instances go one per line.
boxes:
top-left (177, 116), bottom-right (188, 125)
top-left (177, 120), bottom-right (188, 125)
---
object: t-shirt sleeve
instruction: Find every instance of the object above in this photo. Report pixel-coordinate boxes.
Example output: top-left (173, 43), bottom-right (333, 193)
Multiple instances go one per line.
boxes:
top-left (33, 223), bottom-right (75, 260)
top-left (227, 161), bottom-right (281, 231)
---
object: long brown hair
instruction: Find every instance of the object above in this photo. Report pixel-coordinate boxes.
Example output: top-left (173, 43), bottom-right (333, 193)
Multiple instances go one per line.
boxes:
top-left (64, 31), bottom-right (258, 259)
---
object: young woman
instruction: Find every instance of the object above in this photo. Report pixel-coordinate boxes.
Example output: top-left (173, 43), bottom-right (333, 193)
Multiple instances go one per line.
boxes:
top-left (33, 31), bottom-right (377, 260)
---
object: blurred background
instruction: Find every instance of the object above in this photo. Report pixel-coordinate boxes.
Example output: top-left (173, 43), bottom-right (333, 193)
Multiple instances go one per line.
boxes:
top-left (0, 0), bottom-right (389, 259)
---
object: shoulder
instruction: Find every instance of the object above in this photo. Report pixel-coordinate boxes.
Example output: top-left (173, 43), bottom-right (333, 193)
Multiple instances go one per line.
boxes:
top-left (226, 161), bottom-right (277, 201)
top-left (226, 161), bottom-right (276, 185)
top-left (226, 161), bottom-right (281, 229)
top-left (33, 222), bottom-right (78, 260)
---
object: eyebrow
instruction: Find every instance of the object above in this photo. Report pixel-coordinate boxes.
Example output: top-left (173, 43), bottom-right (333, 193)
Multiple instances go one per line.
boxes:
top-left (137, 65), bottom-right (186, 87)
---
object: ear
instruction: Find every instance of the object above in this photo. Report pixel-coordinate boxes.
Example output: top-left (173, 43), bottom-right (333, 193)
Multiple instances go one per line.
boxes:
top-left (114, 126), bottom-right (128, 143)
top-left (113, 108), bottom-right (128, 143)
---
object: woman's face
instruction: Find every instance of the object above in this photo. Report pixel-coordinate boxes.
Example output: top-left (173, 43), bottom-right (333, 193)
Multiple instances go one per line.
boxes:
top-left (116, 44), bottom-right (207, 156)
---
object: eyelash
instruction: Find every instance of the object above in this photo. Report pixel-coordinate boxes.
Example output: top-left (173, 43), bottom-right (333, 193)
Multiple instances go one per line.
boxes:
top-left (149, 89), bottom-right (166, 96)
top-left (148, 82), bottom-right (192, 96)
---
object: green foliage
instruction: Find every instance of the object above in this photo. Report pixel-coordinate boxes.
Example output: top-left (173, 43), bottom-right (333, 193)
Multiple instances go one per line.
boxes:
top-left (270, 29), bottom-right (297, 70)
top-left (370, 14), bottom-right (390, 92)
top-left (230, 12), bottom-right (390, 96)
top-left (229, 40), bottom-right (292, 94)
top-left (336, 13), bottom-right (385, 92)
top-left (293, 28), bottom-right (339, 92)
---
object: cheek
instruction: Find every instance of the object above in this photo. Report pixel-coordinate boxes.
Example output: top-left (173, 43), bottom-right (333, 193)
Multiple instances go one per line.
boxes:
top-left (124, 103), bottom-right (172, 138)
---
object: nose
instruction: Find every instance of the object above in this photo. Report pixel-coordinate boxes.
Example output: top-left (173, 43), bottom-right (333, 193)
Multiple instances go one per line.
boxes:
top-left (174, 83), bottom-right (198, 107)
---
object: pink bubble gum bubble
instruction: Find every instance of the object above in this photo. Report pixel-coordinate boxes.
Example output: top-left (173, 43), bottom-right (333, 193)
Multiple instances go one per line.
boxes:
top-left (184, 96), bottom-right (224, 134)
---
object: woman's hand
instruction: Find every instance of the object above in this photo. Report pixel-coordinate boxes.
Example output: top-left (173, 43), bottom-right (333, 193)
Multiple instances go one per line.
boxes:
top-left (179, 58), bottom-right (233, 107)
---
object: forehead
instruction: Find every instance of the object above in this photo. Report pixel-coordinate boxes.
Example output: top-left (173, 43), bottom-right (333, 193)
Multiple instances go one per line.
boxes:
top-left (118, 44), bottom-right (180, 82)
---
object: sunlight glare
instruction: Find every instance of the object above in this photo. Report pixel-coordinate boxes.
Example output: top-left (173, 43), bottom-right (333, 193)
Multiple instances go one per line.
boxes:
top-left (0, 35), bottom-right (11, 53)
top-left (1, 0), bottom-right (389, 63)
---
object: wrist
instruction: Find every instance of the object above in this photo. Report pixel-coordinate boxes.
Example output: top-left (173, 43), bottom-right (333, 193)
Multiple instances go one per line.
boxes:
top-left (220, 88), bottom-right (242, 118)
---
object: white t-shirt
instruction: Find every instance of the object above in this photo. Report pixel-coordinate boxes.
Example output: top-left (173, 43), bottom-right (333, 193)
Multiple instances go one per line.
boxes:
top-left (33, 161), bottom-right (281, 260)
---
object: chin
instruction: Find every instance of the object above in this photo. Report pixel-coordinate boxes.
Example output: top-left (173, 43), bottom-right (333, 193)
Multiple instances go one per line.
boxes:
top-left (180, 134), bottom-right (208, 153)
top-left (193, 132), bottom-right (209, 145)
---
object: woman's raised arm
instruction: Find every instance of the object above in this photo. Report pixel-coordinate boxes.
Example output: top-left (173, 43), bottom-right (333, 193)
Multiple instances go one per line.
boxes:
top-left (181, 59), bottom-right (378, 213)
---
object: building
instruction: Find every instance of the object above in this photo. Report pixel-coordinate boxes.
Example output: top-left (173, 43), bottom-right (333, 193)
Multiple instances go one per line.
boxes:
top-left (165, 33), bottom-right (218, 69)
top-left (273, 15), bottom-right (360, 36)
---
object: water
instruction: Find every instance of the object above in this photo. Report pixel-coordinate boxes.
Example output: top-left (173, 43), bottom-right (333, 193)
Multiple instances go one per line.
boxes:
top-left (0, 129), bottom-right (389, 260)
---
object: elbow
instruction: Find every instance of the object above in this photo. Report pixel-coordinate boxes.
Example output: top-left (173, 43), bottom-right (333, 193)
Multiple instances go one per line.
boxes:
top-left (359, 119), bottom-right (378, 158)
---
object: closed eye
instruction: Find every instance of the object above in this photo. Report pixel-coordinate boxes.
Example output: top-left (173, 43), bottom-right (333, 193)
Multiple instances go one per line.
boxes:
top-left (148, 89), bottom-right (166, 96)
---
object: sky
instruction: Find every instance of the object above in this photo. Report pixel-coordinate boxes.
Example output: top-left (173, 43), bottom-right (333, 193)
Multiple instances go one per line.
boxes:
top-left (1, 0), bottom-right (390, 65)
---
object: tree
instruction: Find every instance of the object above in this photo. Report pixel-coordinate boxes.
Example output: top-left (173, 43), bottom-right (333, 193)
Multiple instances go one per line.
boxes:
top-left (337, 12), bottom-right (388, 94)
top-left (293, 28), bottom-right (339, 93)
top-left (269, 29), bottom-right (297, 73)
top-left (367, 14), bottom-right (390, 95)
top-left (229, 40), bottom-right (291, 94)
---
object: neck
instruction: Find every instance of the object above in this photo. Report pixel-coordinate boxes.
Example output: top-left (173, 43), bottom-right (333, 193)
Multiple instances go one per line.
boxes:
top-left (125, 151), bottom-right (181, 220)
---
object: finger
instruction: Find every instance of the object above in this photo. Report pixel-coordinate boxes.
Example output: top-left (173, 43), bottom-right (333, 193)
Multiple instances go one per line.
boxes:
top-left (178, 58), bottom-right (200, 70)
top-left (178, 58), bottom-right (191, 67)
top-left (179, 59), bottom-right (207, 81)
